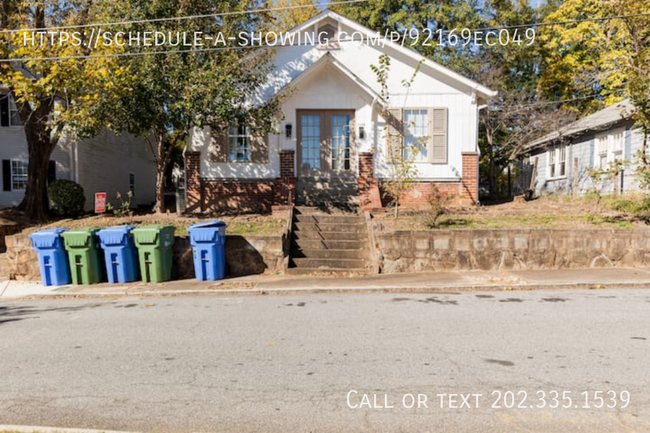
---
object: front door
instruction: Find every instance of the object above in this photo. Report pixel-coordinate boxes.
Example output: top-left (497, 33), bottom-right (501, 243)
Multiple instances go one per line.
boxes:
top-left (297, 110), bottom-right (355, 178)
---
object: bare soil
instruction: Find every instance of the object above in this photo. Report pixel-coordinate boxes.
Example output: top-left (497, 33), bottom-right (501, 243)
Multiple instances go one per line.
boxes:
top-left (375, 194), bottom-right (650, 232)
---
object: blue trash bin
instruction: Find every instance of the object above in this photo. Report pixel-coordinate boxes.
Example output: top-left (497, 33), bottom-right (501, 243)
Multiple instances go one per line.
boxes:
top-left (29, 228), bottom-right (71, 286)
top-left (187, 221), bottom-right (227, 281)
top-left (97, 225), bottom-right (139, 284)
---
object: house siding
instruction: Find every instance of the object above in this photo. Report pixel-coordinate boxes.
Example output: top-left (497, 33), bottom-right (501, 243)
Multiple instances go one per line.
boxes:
top-left (0, 126), bottom-right (73, 208)
top-left (529, 120), bottom-right (645, 196)
top-left (76, 130), bottom-right (156, 210)
top-left (0, 126), bottom-right (155, 211)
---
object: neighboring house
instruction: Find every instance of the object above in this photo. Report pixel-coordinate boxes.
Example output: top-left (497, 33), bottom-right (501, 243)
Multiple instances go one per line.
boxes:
top-left (0, 90), bottom-right (157, 210)
top-left (522, 99), bottom-right (645, 196)
top-left (184, 10), bottom-right (496, 213)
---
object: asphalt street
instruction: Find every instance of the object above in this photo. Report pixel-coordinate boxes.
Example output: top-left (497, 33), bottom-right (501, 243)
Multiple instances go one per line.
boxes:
top-left (0, 289), bottom-right (649, 432)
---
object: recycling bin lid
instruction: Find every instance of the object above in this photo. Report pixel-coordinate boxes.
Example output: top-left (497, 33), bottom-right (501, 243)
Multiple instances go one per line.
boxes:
top-left (29, 228), bottom-right (69, 248)
top-left (62, 227), bottom-right (99, 247)
top-left (133, 225), bottom-right (175, 245)
top-left (97, 225), bottom-right (136, 246)
top-left (188, 220), bottom-right (226, 230)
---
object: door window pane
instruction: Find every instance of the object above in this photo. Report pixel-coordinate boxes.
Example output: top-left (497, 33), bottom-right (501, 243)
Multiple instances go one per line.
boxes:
top-left (404, 109), bottom-right (427, 161)
top-left (331, 115), bottom-right (350, 171)
top-left (301, 115), bottom-right (320, 170)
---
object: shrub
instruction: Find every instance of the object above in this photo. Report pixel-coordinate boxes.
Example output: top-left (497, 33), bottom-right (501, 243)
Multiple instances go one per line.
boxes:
top-left (48, 179), bottom-right (85, 217)
top-left (422, 188), bottom-right (454, 229)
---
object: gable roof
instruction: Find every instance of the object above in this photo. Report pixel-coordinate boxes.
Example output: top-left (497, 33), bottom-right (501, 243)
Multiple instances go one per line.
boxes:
top-left (526, 99), bottom-right (635, 150)
top-left (288, 9), bottom-right (497, 100)
top-left (275, 52), bottom-right (385, 107)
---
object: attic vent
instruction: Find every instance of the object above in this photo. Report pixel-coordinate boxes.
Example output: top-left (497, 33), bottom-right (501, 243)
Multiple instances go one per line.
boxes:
top-left (317, 23), bottom-right (339, 50)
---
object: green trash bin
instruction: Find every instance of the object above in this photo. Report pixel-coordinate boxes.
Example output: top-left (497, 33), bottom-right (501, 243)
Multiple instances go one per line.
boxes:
top-left (62, 227), bottom-right (104, 285)
top-left (132, 225), bottom-right (175, 282)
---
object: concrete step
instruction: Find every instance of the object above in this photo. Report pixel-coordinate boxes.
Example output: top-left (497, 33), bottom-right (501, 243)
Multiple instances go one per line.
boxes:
top-left (291, 239), bottom-right (368, 250)
top-left (293, 221), bottom-right (366, 232)
top-left (292, 230), bottom-right (368, 241)
top-left (295, 214), bottom-right (365, 225)
top-left (290, 257), bottom-right (368, 269)
top-left (294, 206), bottom-right (360, 216)
top-left (285, 267), bottom-right (369, 276)
top-left (290, 248), bottom-right (368, 260)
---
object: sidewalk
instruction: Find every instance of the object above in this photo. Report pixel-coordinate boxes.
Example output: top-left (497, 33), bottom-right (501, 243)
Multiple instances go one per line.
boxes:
top-left (2, 267), bottom-right (650, 300)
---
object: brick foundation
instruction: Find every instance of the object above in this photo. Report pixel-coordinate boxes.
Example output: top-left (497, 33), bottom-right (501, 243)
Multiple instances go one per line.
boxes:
top-left (185, 152), bottom-right (202, 213)
top-left (461, 151), bottom-right (478, 205)
top-left (185, 151), bottom-right (296, 215)
top-left (358, 152), bottom-right (382, 210)
top-left (185, 149), bottom-right (478, 214)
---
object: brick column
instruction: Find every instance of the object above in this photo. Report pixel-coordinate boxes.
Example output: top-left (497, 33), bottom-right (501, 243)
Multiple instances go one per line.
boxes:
top-left (185, 152), bottom-right (202, 213)
top-left (274, 150), bottom-right (296, 208)
top-left (461, 151), bottom-right (478, 205)
top-left (358, 152), bottom-right (382, 210)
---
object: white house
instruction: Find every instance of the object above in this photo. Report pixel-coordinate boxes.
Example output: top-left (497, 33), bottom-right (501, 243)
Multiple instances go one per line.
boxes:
top-left (523, 99), bottom-right (645, 196)
top-left (0, 91), bottom-right (157, 211)
top-left (184, 10), bottom-right (495, 213)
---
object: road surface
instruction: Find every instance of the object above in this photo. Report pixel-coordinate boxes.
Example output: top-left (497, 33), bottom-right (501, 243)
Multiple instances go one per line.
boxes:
top-left (1, 289), bottom-right (649, 432)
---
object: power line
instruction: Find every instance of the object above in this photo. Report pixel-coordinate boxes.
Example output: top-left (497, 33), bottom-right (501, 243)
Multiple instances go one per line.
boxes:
top-left (0, 0), bottom-right (368, 34)
top-left (470, 11), bottom-right (650, 32)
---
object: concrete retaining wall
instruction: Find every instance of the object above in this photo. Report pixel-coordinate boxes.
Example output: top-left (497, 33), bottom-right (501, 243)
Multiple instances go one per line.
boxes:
top-left (375, 229), bottom-right (650, 274)
top-left (5, 232), bottom-right (286, 281)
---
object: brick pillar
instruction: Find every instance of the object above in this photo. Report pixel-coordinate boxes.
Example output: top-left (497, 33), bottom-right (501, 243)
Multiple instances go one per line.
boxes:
top-left (358, 152), bottom-right (382, 210)
top-left (461, 151), bottom-right (478, 205)
top-left (185, 152), bottom-right (202, 213)
top-left (274, 150), bottom-right (296, 207)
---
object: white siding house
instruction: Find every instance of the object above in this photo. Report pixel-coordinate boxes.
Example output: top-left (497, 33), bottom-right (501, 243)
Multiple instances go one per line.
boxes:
top-left (184, 10), bottom-right (495, 213)
top-left (0, 92), bottom-right (157, 211)
top-left (524, 99), bottom-right (645, 196)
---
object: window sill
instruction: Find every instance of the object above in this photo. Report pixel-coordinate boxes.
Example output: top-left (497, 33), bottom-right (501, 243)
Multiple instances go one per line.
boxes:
top-left (547, 176), bottom-right (567, 181)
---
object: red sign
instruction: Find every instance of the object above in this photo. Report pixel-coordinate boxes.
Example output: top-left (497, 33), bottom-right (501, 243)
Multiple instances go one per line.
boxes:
top-left (95, 192), bottom-right (107, 213)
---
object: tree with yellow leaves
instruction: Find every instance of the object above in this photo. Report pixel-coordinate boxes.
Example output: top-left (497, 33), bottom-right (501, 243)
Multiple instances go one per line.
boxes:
top-left (266, 0), bottom-right (319, 32)
top-left (537, 0), bottom-right (650, 114)
top-left (0, 1), bottom-right (130, 221)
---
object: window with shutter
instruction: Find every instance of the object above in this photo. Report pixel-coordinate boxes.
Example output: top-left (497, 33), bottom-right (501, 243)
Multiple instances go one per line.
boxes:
top-left (428, 108), bottom-right (448, 164)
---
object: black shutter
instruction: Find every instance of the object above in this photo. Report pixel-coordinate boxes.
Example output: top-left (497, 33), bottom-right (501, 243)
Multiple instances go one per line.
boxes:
top-left (48, 160), bottom-right (56, 185)
top-left (2, 160), bottom-right (11, 191)
top-left (0, 96), bottom-right (9, 127)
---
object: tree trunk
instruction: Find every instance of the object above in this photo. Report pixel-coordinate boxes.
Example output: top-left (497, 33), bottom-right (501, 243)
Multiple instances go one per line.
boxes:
top-left (18, 138), bottom-right (53, 221)
top-left (488, 145), bottom-right (497, 200)
top-left (153, 130), bottom-right (168, 214)
top-left (17, 104), bottom-right (58, 222)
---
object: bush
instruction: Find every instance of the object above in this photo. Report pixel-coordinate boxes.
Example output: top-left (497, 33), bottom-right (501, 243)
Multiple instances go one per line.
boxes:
top-left (48, 180), bottom-right (85, 217)
top-left (422, 188), bottom-right (454, 229)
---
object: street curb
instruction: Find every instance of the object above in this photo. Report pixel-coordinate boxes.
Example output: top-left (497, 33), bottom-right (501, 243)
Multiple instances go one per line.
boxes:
top-left (0, 425), bottom-right (136, 433)
top-left (4, 281), bottom-right (650, 301)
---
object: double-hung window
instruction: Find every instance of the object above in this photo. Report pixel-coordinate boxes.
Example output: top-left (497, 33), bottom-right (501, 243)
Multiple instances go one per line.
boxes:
top-left (596, 128), bottom-right (625, 168)
top-left (403, 109), bottom-right (428, 162)
top-left (548, 144), bottom-right (566, 179)
top-left (11, 160), bottom-right (28, 191)
top-left (228, 125), bottom-right (251, 162)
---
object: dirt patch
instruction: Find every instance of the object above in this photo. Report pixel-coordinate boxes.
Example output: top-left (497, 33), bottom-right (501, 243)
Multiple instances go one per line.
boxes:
top-left (374, 195), bottom-right (648, 232)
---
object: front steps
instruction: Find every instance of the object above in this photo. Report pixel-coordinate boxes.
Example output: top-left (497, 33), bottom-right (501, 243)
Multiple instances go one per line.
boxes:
top-left (287, 206), bottom-right (371, 275)
top-left (296, 177), bottom-right (360, 209)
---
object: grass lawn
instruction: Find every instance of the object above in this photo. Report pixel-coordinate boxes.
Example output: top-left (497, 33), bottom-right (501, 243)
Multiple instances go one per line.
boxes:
top-left (20, 213), bottom-right (285, 236)
top-left (375, 194), bottom-right (650, 232)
